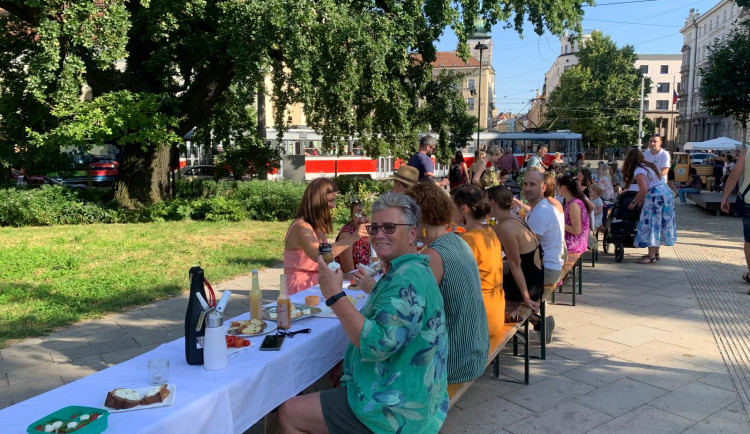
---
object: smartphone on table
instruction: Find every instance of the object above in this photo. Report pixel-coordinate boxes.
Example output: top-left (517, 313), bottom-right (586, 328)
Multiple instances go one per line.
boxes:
top-left (260, 334), bottom-right (285, 351)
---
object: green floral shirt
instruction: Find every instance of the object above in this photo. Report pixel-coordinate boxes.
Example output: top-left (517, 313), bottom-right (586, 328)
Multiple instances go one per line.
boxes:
top-left (342, 254), bottom-right (449, 434)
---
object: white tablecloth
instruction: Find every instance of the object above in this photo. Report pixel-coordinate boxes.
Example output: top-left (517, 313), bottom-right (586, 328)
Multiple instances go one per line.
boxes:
top-left (0, 285), bottom-right (367, 433)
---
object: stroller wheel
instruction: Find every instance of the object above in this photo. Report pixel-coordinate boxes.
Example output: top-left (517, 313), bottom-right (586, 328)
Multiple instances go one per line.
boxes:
top-left (615, 243), bottom-right (624, 262)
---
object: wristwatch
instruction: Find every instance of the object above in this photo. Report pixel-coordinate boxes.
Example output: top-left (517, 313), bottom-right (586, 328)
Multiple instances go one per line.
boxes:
top-left (325, 291), bottom-right (347, 307)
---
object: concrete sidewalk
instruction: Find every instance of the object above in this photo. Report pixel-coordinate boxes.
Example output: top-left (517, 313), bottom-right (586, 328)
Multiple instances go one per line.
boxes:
top-left (2, 203), bottom-right (749, 433)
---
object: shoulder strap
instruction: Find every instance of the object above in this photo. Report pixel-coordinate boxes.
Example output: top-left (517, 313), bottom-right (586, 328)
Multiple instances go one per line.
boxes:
top-left (514, 216), bottom-right (543, 258)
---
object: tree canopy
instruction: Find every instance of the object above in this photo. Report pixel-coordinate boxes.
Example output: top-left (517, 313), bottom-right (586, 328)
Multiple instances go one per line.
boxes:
top-left (545, 31), bottom-right (652, 149)
top-left (1, 0), bottom-right (592, 205)
top-left (699, 20), bottom-right (750, 146)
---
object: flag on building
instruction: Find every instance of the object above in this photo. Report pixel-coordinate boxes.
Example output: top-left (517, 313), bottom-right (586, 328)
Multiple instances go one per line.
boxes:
top-left (672, 89), bottom-right (678, 105)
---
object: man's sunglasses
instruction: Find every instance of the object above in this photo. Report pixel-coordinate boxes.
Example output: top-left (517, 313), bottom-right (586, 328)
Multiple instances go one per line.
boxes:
top-left (366, 223), bottom-right (412, 235)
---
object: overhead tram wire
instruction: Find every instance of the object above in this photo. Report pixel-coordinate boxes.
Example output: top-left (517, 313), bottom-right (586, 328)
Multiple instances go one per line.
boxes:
top-left (584, 0), bottom-right (660, 5)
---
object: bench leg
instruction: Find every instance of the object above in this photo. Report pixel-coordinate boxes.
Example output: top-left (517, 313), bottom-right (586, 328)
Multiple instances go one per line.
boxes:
top-left (578, 257), bottom-right (583, 295)
top-left (551, 286), bottom-right (556, 304)
top-left (492, 354), bottom-right (500, 380)
top-left (537, 301), bottom-right (547, 361)
top-left (571, 265), bottom-right (576, 306)
top-left (524, 320), bottom-right (529, 385)
top-left (512, 332), bottom-right (518, 356)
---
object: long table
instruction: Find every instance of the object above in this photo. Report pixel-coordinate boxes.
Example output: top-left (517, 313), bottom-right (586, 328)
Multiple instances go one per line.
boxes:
top-left (0, 285), bottom-right (367, 433)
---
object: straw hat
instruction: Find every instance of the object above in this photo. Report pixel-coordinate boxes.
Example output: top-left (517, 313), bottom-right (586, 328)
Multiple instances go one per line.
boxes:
top-left (390, 165), bottom-right (419, 187)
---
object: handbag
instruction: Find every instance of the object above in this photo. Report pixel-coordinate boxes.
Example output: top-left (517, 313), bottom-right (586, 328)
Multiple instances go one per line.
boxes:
top-left (735, 181), bottom-right (750, 218)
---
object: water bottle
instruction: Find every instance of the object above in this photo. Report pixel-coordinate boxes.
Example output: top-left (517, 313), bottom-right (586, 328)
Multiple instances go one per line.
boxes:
top-left (185, 266), bottom-right (207, 365)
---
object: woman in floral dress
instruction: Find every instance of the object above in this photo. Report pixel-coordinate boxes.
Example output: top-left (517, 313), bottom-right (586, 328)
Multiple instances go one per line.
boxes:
top-left (622, 149), bottom-right (677, 263)
top-left (335, 199), bottom-right (371, 272)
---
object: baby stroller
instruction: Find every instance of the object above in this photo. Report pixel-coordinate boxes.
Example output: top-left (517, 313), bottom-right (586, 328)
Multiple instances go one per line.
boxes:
top-left (602, 190), bottom-right (641, 262)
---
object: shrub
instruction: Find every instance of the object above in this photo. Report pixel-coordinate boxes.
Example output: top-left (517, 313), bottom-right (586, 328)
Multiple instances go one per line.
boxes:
top-left (232, 180), bottom-right (306, 221)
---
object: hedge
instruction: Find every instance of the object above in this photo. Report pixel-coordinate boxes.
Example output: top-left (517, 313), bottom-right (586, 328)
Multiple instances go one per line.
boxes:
top-left (0, 177), bottom-right (391, 227)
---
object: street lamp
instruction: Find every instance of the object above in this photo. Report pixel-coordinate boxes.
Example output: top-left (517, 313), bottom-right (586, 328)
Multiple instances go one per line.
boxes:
top-left (475, 43), bottom-right (489, 151)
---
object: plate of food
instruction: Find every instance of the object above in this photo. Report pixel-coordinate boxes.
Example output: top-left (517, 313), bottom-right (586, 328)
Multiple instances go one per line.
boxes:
top-left (103, 384), bottom-right (176, 412)
top-left (226, 319), bottom-right (277, 337)
top-left (263, 303), bottom-right (322, 321)
top-left (226, 335), bottom-right (253, 355)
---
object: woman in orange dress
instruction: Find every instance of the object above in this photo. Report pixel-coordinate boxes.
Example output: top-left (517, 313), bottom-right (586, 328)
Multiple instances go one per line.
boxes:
top-left (450, 184), bottom-right (505, 336)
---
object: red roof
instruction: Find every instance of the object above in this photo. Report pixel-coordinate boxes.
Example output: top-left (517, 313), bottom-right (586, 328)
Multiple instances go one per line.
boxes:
top-left (432, 51), bottom-right (480, 68)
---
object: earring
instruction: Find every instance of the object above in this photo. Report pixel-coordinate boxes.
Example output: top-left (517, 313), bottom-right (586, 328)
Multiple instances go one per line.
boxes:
top-left (422, 227), bottom-right (426, 238)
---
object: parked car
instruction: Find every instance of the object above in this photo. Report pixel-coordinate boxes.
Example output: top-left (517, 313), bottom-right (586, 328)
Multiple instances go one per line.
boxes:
top-left (179, 165), bottom-right (234, 181)
top-left (48, 158), bottom-right (119, 187)
top-left (690, 153), bottom-right (716, 165)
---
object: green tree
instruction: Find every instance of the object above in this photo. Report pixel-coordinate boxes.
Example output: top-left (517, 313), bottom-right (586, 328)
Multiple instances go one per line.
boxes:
top-left (545, 31), bottom-right (652, 149)
top-left (699, 22), bottom-right (750, 148)
top-left (0, 0), bottom-right (592, 204)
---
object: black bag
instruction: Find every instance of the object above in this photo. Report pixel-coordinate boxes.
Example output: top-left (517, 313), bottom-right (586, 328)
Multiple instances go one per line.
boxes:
top-left (449, 163), bottom-right (462, 184)
top-left (735, 182), bottom-right (750, 218)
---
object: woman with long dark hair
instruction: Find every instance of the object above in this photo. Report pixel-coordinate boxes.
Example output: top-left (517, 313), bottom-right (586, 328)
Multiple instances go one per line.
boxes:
top-left (622, 149), bottom-right (676, 263)
top-left (557, 175), bottom-right (590, 255)
top-left (335, 199), bottom-right (371, 273)
top-left (449, 150), bottom-right (470, 189)
top-left (284, 178), bottom-right (367, 293)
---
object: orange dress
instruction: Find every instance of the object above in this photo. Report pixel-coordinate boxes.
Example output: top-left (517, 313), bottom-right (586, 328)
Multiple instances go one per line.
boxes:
top-left (461, 228), bottom-right (505, 336)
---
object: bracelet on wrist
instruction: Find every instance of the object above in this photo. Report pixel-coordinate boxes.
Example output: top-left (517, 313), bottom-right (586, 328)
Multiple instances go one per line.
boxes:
top-left (325, 291), bottom-right (347, 307)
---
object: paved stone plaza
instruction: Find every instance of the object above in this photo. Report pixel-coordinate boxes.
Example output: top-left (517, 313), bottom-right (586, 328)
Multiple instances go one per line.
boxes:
top-left (1, 203), bottom-right (748, 433)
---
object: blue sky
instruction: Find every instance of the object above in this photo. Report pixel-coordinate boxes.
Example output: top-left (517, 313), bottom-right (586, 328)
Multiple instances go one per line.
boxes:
top-left (435, 0), bottom-right (724, 114)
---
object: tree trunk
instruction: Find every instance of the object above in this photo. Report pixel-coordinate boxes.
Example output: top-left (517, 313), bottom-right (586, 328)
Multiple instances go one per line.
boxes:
top-left (114, 144), bottom-right (171, 208)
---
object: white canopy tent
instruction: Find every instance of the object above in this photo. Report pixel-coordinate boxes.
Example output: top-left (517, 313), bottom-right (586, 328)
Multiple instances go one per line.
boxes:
top-left (683, 136), bottom-right (743, 151)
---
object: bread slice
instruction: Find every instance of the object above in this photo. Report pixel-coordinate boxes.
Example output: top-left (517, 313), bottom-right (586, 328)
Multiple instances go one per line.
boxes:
top-left (105, 388), bottom-right (141, 409)
top-left (140, 384), bottom-right (170, 406)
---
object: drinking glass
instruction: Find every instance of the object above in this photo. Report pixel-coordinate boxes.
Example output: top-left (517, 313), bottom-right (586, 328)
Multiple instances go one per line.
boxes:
top-left (148, 358), bottom-right (169, 385)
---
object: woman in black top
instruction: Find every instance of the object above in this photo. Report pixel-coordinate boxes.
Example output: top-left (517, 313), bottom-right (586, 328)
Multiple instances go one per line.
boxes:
top-left (487, 185), bottom-right (543, 313)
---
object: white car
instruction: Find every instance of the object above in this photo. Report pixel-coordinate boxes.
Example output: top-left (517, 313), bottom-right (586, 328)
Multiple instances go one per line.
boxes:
top-left (690, 153), bottom-right (715, 165)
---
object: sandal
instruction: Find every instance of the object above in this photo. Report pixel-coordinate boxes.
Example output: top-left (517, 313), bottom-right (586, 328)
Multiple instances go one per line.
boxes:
top-left (655, 254), bottom-right (660, 261)
top-left (636, 256), bottom-right (657, 264)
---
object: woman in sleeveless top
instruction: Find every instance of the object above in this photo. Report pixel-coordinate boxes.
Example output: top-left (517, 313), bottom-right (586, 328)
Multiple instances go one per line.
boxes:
top-left (407, 183), bottom-right (489, 384)
top-left (284, 178), bottom-right (366, 294)
top-left (450, 184), bottom-right (505, 337)
top-left (487, 186), bottom-right (542, 313)
top-left (557, 175), bottom-right (590, 255)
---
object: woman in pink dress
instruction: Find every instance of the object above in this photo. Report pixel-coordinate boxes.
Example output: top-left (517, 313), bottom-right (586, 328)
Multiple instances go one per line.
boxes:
top-left (557, 175), bottom-right (590, 254)
top-left (284, 178), bottom-right (367, 294)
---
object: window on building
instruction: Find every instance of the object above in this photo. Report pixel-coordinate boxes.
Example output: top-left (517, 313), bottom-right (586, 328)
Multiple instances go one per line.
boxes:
top-left (643, 100), bottom-right (649, 110)
top-left (640, 65), bottom-right (649, 74)
top-left (660, 65), bottom-right (669, 74)
top-left (467, 98), bottom-right (475, 110)
top-left (656, 83), bottom-right (670, 93)
top-left (656, 100), bottom-right (669, 110)
top-left (467, 79), bottom-right (475, 90)
top-left (564, 45), bottom-right (569, 54)
top-left (564, 65), bottom-right (571, 71)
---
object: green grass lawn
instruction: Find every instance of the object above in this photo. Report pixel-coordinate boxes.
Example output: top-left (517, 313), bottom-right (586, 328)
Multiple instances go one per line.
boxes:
top-left (0, 220), bottom-right (289, 347)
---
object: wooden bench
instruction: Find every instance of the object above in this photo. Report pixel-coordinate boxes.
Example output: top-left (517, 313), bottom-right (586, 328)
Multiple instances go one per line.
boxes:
top-left (447, 281), bottom-right (561, 407)
top-left (687, 192), bottom-right (737, 216)
top-left (447, 306), bottom-right (532, 407)
top-left (551, 253), bottom-right (582, 306)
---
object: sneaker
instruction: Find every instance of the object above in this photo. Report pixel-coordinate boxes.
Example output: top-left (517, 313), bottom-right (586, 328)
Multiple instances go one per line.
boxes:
top-left (545, 316), bottom-right (555, 344)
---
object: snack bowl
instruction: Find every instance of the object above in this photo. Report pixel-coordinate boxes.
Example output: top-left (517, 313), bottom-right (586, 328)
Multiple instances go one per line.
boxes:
top-left (27, 405), bottom-right (108, 434)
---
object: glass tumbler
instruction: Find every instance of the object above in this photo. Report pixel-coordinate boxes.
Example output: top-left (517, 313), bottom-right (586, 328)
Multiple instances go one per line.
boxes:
top-left (148, 358), bottom-right (169, 385)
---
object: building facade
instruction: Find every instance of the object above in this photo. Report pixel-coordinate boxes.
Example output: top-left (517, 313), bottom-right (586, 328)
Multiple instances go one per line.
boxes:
top-left (543, 33), bottom-right (592, 95)
top-left (431, 51), bottom-right (496, 130)
top-left (677, 1), bottom-right (748, 146)
top-left (634, 54), bottom-right (682, 150)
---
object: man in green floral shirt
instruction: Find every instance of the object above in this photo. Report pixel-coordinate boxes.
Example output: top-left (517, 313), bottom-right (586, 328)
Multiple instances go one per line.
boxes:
top-left (280, 194), bottom-right (449, 434)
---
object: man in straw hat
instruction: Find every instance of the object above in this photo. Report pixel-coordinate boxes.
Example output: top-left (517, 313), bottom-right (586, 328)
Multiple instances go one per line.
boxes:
top-left (390, 165), bottom-right (419, 194)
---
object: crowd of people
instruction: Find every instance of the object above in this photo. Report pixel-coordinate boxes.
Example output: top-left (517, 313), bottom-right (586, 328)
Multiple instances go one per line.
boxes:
top-left (276, 135), bottom-right (697, 433)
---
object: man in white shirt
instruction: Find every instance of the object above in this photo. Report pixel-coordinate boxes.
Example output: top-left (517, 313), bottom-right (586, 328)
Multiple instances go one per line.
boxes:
top-left (523, 171), bottom-right (564, 285)
top-left (643, 135), bottom-right (670, 184)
